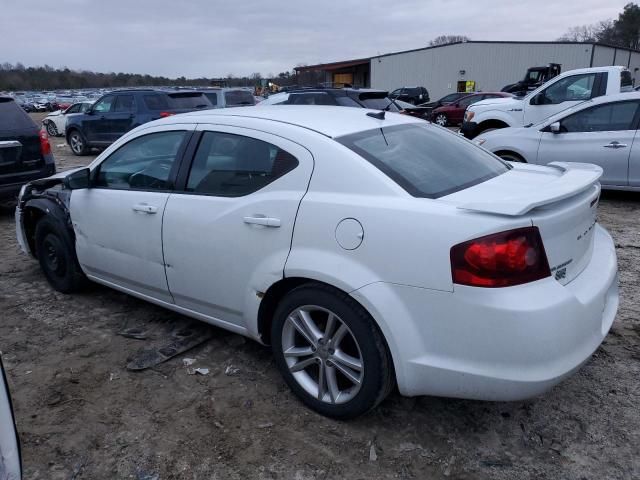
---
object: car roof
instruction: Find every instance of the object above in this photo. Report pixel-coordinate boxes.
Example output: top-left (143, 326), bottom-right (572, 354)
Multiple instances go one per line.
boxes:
top-left (168, 105), bottom-right (422, 138)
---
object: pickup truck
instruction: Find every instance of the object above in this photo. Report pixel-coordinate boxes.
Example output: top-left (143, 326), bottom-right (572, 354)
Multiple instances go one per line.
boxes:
top-left (461, 66), bottom-right (634, 139)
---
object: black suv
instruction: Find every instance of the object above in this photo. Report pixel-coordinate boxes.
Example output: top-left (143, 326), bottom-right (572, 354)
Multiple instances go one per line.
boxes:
top-left (389, 86), bottom-right (430, 105)
top-left (0, 97), bottom-right (55, 199)
top-left (271, 88), bottom-right (402, 111)
top-left (65, 89), bottom-right (213, 155)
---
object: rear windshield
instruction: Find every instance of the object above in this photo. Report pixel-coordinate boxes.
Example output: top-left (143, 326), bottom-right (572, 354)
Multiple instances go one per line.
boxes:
top-left (0, 97), bottom-right (35, 130)
top-left (144, 94), bottom-right (170, 110)
top-left (224, 90), bottom-right (255, 106)
top-left (358, 94), bottom-right (401, 112)
top-left (337, 123), bottom-right (509, 198)
top-left (167, 92), bottom-right (211, 109)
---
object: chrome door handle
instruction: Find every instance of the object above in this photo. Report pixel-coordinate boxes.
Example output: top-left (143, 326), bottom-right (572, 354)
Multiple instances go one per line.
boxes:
top-left (243, 215), bottom-right (281, 227)
top-left (132, 203), bottom-right (158, 214)
top-left (603, 141), bottom-right (628, 149)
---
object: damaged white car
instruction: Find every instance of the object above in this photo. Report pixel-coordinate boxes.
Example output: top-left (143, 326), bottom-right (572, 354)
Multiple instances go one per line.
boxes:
top-left (15, 106), bottom-right (619, 419)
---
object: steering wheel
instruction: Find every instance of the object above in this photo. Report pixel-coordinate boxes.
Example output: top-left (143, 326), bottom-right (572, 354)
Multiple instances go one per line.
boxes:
top-left (128, 158), bottom-right (173, 189)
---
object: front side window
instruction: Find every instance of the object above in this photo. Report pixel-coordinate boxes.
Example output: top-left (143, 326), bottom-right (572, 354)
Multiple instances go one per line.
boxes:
top-left (66, 104), bottom-right (81, 114)
top-left (537, 73), bottom-right (596, 105)
top-left (95, 131), bottom-right (186, 190)
top-left (93, 96), bottom-right (115, 113)
top-left (560, 101), bottom-right (639, 133)
top-left (337, 124), bottom-right (509, 198)
top-left (186, 131), bottom-right (298, 196)
top-left (113, 95), bottom-right (135, 113)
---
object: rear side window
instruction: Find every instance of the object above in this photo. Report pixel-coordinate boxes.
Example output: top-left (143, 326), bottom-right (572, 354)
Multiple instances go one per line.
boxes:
top-left (621, 70), bottom-right (633, 91)
top-left (224, 90), bottom-right (255, 106)
top-left (186, 131), bottom-right (298, 196)
top-left (168, 93), bottom-right (211, 109)
top-left (337, 124), bottom-right (509, 198)
top-left (144, 94), bottom-right (170, 110)
top-left (0, 98), bottom-right (34, 130)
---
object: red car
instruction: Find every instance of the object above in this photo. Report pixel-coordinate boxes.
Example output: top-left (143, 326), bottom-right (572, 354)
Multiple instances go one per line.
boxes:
top-left (431, 92), bottom-right (512, 127)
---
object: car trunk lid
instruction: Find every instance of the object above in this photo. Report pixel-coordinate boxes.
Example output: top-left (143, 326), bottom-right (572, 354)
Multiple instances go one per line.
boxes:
top-left (0, 127), bottom-right (44, 176)
top-left (443, 162), bottom-right (602, 285)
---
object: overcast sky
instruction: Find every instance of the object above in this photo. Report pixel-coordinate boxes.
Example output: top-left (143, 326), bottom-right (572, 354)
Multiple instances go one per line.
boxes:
top-left (0, 0), bottom-right (630, 78)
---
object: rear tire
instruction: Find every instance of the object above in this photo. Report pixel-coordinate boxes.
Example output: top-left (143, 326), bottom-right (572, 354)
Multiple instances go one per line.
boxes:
top-left (434, 113), bottom-right (448, 127)
top-left (68, 129), bottom-right (89, 156)
top-left (271, 283), bottom-right (394, 419)
top-left (35, 217), bottom-right (87, 293)
top-left (45, 121), bottom-right (58, 137)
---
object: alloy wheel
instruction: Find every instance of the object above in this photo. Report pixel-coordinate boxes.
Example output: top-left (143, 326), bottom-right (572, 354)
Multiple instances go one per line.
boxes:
top-left (46, 121), bottom-right (58, 137)
top-left (435, 114), bottom-right (448, 126)
top-left (281, 305), bottom-right (364, 404)
top-left (70, 133), bottom-right (83, 154)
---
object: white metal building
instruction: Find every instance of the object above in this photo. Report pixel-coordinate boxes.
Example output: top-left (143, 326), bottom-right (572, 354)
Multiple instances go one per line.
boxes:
top-left (296, 41), bottom-right (640, 100)
top-left (372, 41), bottom-right (640, 99)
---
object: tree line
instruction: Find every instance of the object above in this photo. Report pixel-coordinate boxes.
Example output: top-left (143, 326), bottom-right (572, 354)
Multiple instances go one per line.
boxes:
top-left (0, 63), bottom-right (298, 92)
top-left (558, 2), bottom-right (640, 50)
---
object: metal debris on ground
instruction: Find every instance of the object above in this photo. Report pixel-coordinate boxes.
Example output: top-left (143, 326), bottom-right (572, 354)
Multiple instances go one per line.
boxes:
top-left (126, 322), bottom-right (214, 371)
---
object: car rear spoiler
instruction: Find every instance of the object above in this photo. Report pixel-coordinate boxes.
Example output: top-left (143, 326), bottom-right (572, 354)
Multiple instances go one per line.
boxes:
top-left (457, 162), bottom-right (602, 216)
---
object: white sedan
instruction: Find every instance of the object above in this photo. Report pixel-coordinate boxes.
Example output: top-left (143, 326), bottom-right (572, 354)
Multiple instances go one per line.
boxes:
top-left (42, 101), bottom-right (94, 137)
top-left (16, 106), bottom-right (618, 418)
top-left (475, 92), bottom-right (640, 190)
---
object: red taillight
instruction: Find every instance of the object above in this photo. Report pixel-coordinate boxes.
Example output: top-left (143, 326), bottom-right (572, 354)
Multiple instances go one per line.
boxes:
top-left (39, 129), bottom-right (51, 156)
top-left (450, 227), bottom-right (550, 288)
top-left (159, 111), bottom-right (175, 118)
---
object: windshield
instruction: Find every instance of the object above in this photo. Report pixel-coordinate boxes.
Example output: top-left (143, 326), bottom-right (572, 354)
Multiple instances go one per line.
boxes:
top-left (337, 123), bottom-right (509, 198)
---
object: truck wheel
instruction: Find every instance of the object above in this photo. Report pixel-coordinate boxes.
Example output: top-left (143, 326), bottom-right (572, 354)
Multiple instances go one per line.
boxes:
top-left (35, 217), bottom-right (87, 293)
top-left (68, 130), bottom-right (89, 156)
top-left (271, 283), bottom-right (394, 419)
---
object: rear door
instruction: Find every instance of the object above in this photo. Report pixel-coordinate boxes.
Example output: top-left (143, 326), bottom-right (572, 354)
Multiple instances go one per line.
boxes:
top-left (71, 126), bottom-right (193, 302)
top-left (0, 355), bottom-right (21, 480)
top-left (162, 125), bottom-right (313, 328)
top-left (537, 100), bottom-right (639, 186)
top-left (108, 94), bottom-right (137, 142)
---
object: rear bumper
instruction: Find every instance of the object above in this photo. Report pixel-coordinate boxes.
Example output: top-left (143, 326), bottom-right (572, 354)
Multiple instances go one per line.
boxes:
top-left (352, 224), bottom-right (618, 400)
top-left (0, 163), bottom-right (56, 199)
top-left (460, 121), bottom-right (479, 139)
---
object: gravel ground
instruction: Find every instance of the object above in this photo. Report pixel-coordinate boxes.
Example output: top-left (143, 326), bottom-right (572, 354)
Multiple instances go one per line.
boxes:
top-left (0, 113), bottom-right (638, 479)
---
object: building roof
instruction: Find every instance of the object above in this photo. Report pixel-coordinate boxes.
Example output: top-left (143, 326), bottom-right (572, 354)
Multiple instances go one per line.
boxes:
top-left (294, 41), bottom-right (640, 71)
top-left (294, 58), bottom-right (371, 73)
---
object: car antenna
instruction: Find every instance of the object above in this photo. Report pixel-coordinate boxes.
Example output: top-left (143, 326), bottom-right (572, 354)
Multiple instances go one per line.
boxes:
top-left (367, 110), bottom-right (385, 120)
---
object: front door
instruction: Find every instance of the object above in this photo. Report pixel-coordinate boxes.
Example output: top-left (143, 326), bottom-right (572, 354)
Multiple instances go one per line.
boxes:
top-left (524, 72), bottom-right (601, 126)
top-left (107, 94), bottom-right (137, 142)
top-left (71, 127), bottom-right (192, 301)
top-left (84, 94), bottom-right (116, 143)
top-left (537, 99), bottom-right (639, 186)
top-left (162, 126), bottom-right (314, 328)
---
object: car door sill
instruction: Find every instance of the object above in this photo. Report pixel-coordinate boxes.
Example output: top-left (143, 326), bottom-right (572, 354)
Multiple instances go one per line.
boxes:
top-left (86, 274), bottom-right (252, 339)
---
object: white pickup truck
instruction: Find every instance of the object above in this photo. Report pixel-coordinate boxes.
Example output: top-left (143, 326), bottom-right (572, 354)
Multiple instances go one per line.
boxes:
top-left (460, 66), bottom-right (634, 139)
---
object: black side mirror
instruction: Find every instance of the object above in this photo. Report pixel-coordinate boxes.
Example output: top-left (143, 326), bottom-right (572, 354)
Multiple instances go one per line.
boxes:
top-left (64, 168), bottom-right (91, 190)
